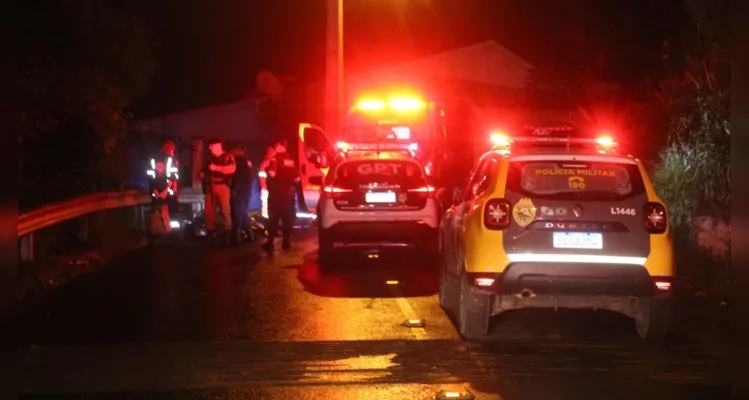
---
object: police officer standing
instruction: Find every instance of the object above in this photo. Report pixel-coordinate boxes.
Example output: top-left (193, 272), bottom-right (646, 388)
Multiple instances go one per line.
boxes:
top-left (147, 140), bottom-right (180, 221)
top-left (200, 138), bottom-right (236, 244)
top-left (147, 158), bottom-right (173, 240)
top-left (230, 144), bottom-right (255, 243)
top-left (261, 139), bottom-right (300, 254)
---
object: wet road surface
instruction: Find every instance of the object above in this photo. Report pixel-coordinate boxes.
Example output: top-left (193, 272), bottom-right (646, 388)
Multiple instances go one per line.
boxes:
top-left (8, 232), bottom-right (731, 399)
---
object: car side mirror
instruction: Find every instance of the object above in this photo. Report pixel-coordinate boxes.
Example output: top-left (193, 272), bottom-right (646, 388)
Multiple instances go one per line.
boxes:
top-left (309, 176), bottom-right (323, 186)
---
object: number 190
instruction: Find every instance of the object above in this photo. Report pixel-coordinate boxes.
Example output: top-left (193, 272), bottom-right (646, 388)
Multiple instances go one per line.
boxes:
top-left (568, 181), bottom-right (586, 189)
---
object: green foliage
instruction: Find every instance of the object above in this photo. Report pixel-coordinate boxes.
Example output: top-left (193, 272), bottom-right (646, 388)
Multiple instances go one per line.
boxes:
top-left (650, 0), bottom-right (730, 294)
top-left (651, 0), bottom-right (730, 230)
top-left (652, 106), bottom-right (730, 229)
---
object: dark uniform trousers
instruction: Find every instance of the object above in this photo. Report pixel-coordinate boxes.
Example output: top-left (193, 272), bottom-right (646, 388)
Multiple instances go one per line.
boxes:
top-left (166, 193), bottom-right (179, 219)
top-left (266, 184), bottom-right (296, 246)
top-left (205, 183), bottom-right (232, 231)
top-left (231, 190), bottom-right (251, 233)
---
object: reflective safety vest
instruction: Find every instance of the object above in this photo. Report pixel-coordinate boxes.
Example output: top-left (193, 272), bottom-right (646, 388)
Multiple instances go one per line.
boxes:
top-left (147, 157), bottom-right (179, 179)
top-left (147, 157), bottom-right (178, 197)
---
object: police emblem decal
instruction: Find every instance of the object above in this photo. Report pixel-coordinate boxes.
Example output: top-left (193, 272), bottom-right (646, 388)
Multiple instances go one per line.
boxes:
top-left (512, 197), bottom-right (537, 227)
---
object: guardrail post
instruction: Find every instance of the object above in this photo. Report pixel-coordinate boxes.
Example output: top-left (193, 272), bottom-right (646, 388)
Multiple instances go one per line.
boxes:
top-left (19, 234), bottom-right (34, 262)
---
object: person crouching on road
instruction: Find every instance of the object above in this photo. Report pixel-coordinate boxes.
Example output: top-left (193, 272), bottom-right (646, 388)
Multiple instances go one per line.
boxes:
top-left (203, 138), bottom-right (236, 244)
top-left (261, 139), bottom-right (300, 254)
top-left (230, 144), bottom-right (255, 244)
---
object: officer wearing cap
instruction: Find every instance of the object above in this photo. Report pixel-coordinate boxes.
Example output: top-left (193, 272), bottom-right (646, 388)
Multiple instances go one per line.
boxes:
top-left (199, 138), bottom-right (236, 244)
top-left (261, 138), bottom-right (300, 254)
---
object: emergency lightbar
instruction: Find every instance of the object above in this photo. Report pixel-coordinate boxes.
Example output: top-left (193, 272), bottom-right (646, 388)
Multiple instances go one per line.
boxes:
top-left (490, 131), bottom-right (619, 154)
top-left (337, 141), bottom-right (418, 152)
top-left (354, 97), bottom-right (426, 112)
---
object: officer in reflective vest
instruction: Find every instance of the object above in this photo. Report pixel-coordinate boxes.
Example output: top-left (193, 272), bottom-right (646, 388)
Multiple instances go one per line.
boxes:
top-left (261, 139), bottom-right (300, 254)
top-left (148, 159), bottom-right (174, 236)
top-left (147, 140), bottom-right (180, 220)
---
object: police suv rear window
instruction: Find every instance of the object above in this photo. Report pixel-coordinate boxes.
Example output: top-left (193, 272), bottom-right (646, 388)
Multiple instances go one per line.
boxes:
top-left (335, 160), bottom-right (424, 185)
top-left (507, 160), bottom-right (646, 199)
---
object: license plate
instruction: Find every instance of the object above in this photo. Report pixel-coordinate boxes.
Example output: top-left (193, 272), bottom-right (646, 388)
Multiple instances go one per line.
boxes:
top-left (365, 191), bottom-right (396, 203)
top-left (552, 232), bottom-right (603, 249)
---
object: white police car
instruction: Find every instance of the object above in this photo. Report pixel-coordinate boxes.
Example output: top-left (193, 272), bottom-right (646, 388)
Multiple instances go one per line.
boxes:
top-left (315, 147), bottom-right (441, 267)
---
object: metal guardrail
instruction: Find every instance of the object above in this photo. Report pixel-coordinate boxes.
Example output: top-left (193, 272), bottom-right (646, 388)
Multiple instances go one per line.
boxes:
top-left (18, 190), bottom-right (150, 238)
top-left (18, 189), bottom-right (206, 262)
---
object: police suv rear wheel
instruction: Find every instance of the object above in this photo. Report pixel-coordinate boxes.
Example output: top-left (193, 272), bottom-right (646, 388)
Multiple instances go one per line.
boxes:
top-left (635, 297), bottom-right (673, 344)
top-left (458, 268), bottom-right (492, 339)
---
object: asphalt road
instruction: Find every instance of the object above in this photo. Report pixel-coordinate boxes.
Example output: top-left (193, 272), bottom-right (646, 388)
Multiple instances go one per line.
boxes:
top-left (7, 232), bottom-right (731, 400)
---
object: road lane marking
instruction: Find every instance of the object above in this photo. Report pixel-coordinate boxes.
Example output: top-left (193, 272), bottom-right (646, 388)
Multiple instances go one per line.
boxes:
top-left (387, 282), bottom-right (429, 340)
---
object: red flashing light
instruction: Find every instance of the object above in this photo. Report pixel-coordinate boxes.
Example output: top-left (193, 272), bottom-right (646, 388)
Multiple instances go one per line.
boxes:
top-left (354, 97), bottom-right (424, 112)
top-left (389, 98), bottom-right (425, 111)
top-left (596, 135), bottom-right (615, 146)
top-left (356, 100), bottom-right (385, 110)
top-left (489, 129), bottom-right (620, 154)
top-left (490, 131), bottom-right (511, 147)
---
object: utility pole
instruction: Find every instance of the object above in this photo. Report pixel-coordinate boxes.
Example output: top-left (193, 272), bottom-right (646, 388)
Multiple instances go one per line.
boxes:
top-left (325, 0), bottom-right (344, 135)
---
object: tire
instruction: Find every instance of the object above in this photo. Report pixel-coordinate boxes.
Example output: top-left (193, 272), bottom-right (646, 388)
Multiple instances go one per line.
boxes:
top-left (457, 268), bottom-right (492, 339)
top-left (318, 229), bottom-right (335, 271)
top-left (635, 297), bottom-right (673, 344)
top-left (438, 253), bottom-right (458, 312)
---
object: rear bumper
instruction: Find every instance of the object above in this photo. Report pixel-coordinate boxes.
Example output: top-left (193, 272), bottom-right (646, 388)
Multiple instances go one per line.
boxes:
top-left (466, 262), bottom-right (674, 319)
top-left (318, 198), bottom-right (440, 229)
top-left (322, 221), bottom-right (438, 245)
top-left (468, 262), bottom-right (663, 298)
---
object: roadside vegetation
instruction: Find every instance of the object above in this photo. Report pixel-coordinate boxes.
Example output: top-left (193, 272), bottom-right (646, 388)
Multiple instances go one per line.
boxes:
top-left (17, 0), bottom-right (157, 211)
top-left (649, 0), bottom-right (730, 297)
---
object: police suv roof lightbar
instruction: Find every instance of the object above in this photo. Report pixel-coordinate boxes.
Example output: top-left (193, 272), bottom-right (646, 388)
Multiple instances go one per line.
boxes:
top-left (490, 130), bottom-right (620, 154)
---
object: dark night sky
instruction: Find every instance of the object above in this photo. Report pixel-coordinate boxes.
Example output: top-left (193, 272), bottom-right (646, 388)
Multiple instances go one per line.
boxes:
top-left (109, 0), bottom-right (684, 118)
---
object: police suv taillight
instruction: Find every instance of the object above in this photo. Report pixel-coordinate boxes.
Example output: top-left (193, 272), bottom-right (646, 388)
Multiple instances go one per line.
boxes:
top-left (644, 202), bottom-right (667, 234)
top-left (407, 185), bottom-right (435, 198)
top-left (323, 185), bottom-right (351, 198)
top-left (484, 198), bottom-right (511, 230)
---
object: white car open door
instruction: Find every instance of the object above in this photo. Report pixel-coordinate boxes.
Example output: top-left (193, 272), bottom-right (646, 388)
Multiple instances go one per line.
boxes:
top-left (297, 123), bottom-right (334, 213)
